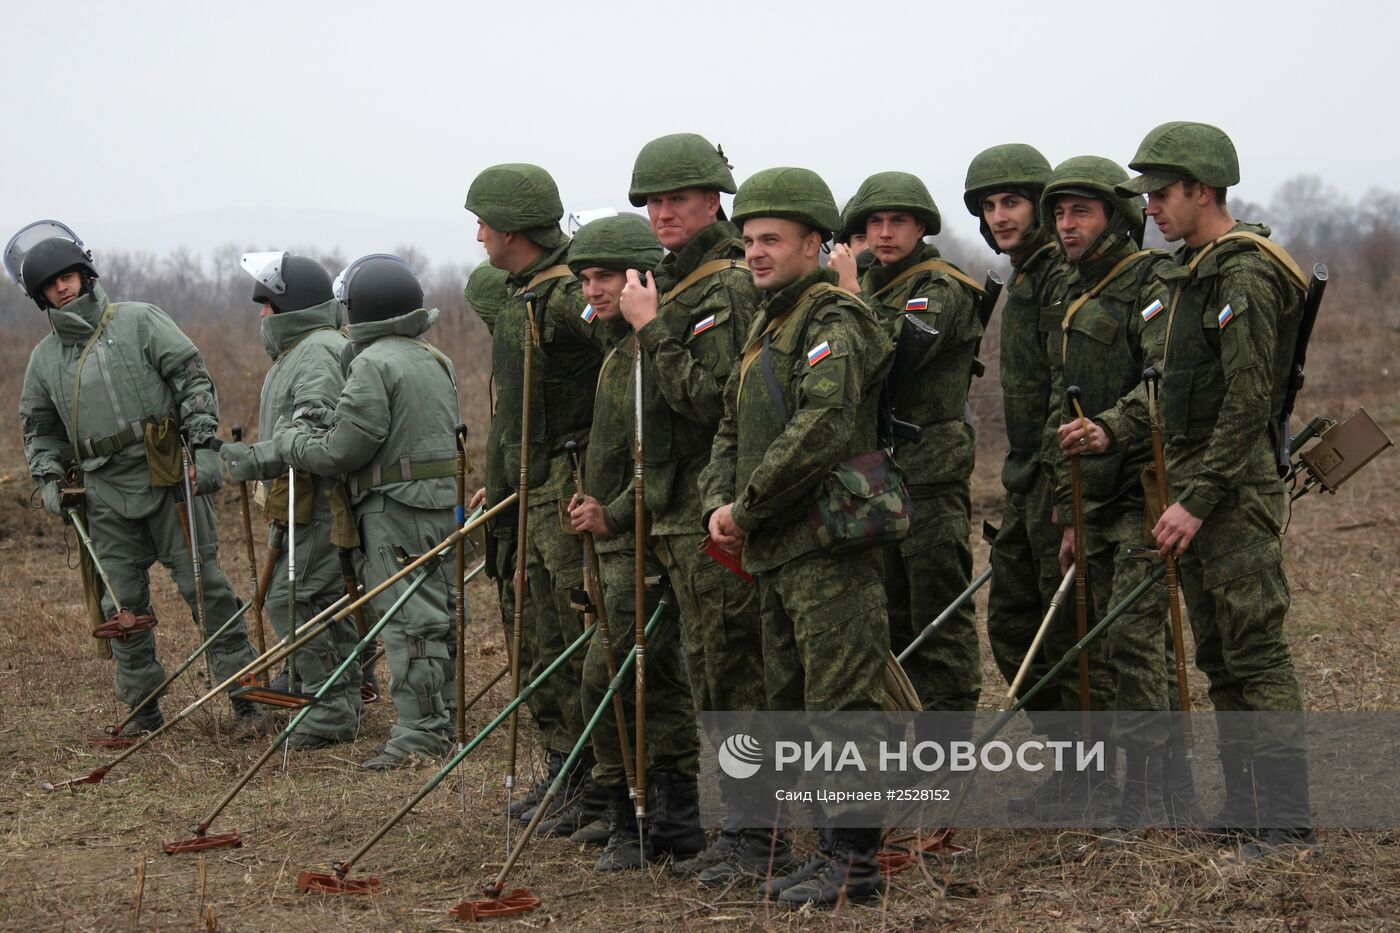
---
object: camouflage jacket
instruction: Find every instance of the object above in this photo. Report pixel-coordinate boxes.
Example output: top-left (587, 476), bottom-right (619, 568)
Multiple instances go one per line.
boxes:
top-left (19, 282), bottom-right (220, 518)
top-left (636, 220), bottom-right (759, 535)
top-left (1096, 222), bottom-right (1303, 520)
top-left (486, 242), bottom-right (606, 507)
top-left (584, 319), bottom-right (642, 554)
top-left (1047, 244), bottom-right (1171, 517)
top-left (998, 228), bottom-right (1067, 495)
top-left (698, 268), bottom-right (893, 574)
top-left (860, 241), bottom-right (981, 489)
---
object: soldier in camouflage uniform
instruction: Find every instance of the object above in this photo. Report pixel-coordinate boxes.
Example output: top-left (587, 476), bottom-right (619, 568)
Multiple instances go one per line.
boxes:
top-left (830, 171), bottom-right (983, 724)
top-left (221, 252), bottom-right (364, 748)
top-left (13, 226), bottom-right (262, 738)
top-left (963, 147), bottom-right (1074, 812)
top-left (1064, 122), bottom-right (1315, 860)
top-left (698, 167), bottom-right (893, 906)
top-left (563, 213), bottom-right (705, 870)
top-left (278, 255), bottom-right (459, 770)
top-left (613, 133), bottom-right (779, 883)
top-left (1039, 158), bottom-right (1180, 826)
top-left (464, 164), bottom-right (607, 824)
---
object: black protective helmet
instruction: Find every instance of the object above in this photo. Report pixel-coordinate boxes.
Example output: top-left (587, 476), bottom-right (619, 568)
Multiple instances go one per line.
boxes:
top-left (334, 254), bottom-right (423, 325)
top-left (6, 220), bottom-right (98, 310)
top-left (241, 252), bottom-right (334, 313)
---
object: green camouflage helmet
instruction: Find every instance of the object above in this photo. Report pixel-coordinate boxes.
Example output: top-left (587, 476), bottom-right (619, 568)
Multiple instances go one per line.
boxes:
top-left (1118, 121), bottom-right (1240, 196)
top-left (731, 167), bottom-right (840, 241)
top-left (628, 133), bottom-right (737, 206)
top-left (464, 163), bottom-right (564, 232)
top-left (566, 213), bottom-right (663, 276)
top-left (963, 143), bottom-right (1052, 251)
top-left (1041, 156), bottom-right (1146, 251)
top-left (463, 262), bottom-right (510, 317)
top-left (841, 171), bottom-right (942, 240)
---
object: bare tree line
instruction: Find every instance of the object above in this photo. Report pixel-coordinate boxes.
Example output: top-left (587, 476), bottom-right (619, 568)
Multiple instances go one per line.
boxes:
top-left (4, 175), bottom-right (1399, 328)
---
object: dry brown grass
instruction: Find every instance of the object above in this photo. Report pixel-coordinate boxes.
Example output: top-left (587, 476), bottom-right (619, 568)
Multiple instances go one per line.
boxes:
top-left (0, 285), bottom-right (1397, 930)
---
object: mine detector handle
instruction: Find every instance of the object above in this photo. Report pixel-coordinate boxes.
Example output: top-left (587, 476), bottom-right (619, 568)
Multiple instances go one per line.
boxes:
top-left (970, 268), bottom-right (1005, 378)
top-left (1276, 263), bottom-right (1329, 477)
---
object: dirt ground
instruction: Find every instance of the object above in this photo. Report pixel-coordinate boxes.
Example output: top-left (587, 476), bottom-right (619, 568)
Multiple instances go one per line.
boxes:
top-left (0, 281), bottom-right (1397, 931)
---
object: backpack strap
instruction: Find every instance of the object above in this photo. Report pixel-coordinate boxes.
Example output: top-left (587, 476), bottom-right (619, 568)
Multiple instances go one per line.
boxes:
top-left (660, 258), bottom-right (750, 304)
top-left (1188, 231), bottom-right (1307, 291)
top-left (512, 264), bottom-right (573, 298)
top-left (871, 259), bottom-right (986, 301)
top-left (1060, 250), bottom-right (1162, 359)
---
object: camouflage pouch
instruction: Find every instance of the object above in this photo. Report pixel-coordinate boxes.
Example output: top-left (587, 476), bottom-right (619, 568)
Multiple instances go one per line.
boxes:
top-left (144, 417), bottom-right (183, 487)
top-left (809, 450), bottom-right (913, 553)
top-left (264, 470), bottom-right (316, 525)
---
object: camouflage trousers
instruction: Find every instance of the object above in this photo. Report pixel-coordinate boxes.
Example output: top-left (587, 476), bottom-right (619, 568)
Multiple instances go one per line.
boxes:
top-left (884, 482), bottom-right (981, 713)
top-left (986, 468), bottom-right (1068, 719)
top-left (1081, 506), bottom-right (1172, 751)
top-left (360, 502), bottom-right (456, 758)
top-left (264, 517), bottom-right (364, 742)
top-left (581, 547), bottom-right (699, 789)
top-left (759, 548), bottom-right (889, 713)
top-left (88, 489), bottom-right (256, 709)
top-left (1174, 481), bottom-right (1301, 757)
top-left (508, 498), bottom-right (587, 756)
top-left (654, 531), bottom-right (766, 715)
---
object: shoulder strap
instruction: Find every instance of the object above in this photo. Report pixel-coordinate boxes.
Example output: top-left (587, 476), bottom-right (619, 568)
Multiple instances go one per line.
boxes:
top-left (512, 264), bottom-right (573, 298)
top-left (660, 258), bottom-right (749, 304)
top-left (1186, 231), bottom-right (1307, 291)
top-left (1012, 241), bottom-right (1058, 285)
top-left (68, 300), bottom-right (122, 461)
top-left (1061, 250), bottom-right (1160, 337)
top-left (737, 280), bottom-right (834, 400)
top-left (871, 259), bottom-right (985, 300)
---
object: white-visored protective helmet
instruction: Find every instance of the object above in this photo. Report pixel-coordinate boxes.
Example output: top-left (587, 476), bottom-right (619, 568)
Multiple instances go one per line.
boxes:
top-left (5, 219), bottom-right (90, 294)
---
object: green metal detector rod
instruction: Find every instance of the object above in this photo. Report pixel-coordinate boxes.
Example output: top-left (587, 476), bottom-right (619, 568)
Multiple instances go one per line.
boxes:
top-left (897, 566), bottom-right (993, 664)
top-left (65, 508), bottom-right (124, 611)
top-left (317, 615), bottom-right (598, 886)
top-left (479, 590), bottom-right (673, 901)
top-left (285, 467), bottom-right (299, 697)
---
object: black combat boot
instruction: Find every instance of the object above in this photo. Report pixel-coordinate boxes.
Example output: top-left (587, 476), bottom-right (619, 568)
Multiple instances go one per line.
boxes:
top-left (694, 828), bottom-right (796, 885)
top-left (117, 700), bottom-right (164, 738)
top-left (1102, 749), bottom-right (1151, 841)
top-left (530, 751), bottom-right (603, 829)
top-left (758, 828), bottom-right (834, 899)
top-left (643, 772), bottom-right (707, 862)
top-left (775, 828), bottom-right (887, 907)
top-left (1241, 753), bottom-right (1321, 863)
top-left (510, 749), bottom-right (565, 821)
top-left (1160, 735), bottom-right (1205, 829)
top-left (1202, 750), bottom-right (1258, 840)
top-left (229, 697), bottom-right (266, 741)
top-left (595, 784), bottom-right (643, 872)
top-left (569, 815), bottom-right (612, 846)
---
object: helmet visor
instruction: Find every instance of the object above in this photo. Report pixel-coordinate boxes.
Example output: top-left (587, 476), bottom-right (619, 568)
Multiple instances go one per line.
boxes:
top-left (239, 251), bottom-right (290, 295)
top-left (333, 253), bottom-right (412, 304)
top-left (4, 219), bottom-right (87, 290)
top-left (567, 207), bottom-right (618, 235)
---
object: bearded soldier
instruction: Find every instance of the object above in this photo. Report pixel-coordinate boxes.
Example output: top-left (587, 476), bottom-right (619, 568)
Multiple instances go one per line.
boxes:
top-left (277, 255), bottom-right (459, 771)
top-left (12, 223), bottom-right (262, 737)
top-left (1039, 159), bottom-right (1182, 827)
top-left (564, 214), bottom-right (705, 870)
top-left (465, 164), bottom-right (606, 827)
top-left (830, 171), bottom-right (984, 726)
top-left (1062, 122), bottom-right (1316, 861)
top-left (963, 147), bottom-right (1076, 812)
top-left (613, 133), bottom-right (780, 883)
top-left (699, 168), bottom-right (894, 906)
top-left (220, 253), bottom-right (364, 749)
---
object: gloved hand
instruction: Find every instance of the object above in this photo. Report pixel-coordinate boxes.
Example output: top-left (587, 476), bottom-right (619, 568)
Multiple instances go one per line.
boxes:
top-left (40, 479), bottom-right (64, 516)
top-left (220, 441), bottom-right (261, 483)
top-left (193, 445), bottom-right (224, 495)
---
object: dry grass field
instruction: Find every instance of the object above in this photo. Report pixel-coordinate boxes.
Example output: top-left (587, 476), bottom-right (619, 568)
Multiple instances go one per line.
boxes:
top-left (0, 279), bottom-right (1397, 931)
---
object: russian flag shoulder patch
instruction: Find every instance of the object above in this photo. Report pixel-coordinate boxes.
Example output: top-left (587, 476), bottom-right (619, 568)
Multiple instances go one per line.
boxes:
top-left (580, 305), bottom-right (597, 323)
top-left (807, 340), bottom-right (832, 366)
top-left (1140, 298), bottom-right (1163, 322)
top-left (1217, 304), bottom-right (1234, 328)
top-left (905, 296), bottom-right (929, 312)
top-left (693, 314), bottom-right (717, 335)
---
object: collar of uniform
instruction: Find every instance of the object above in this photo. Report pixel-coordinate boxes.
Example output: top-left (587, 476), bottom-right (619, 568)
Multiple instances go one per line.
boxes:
top-left (655, 220), bottom-right (742, 293)
top-left (603, 315), bottom-right (632, 345)
top-left (862, 240), bottom-right (940, 295)
top-left (1009, 225), bottom-right (1055, 270)
top-left (260, 296), bottom-right (343, 360)
top-left (507, 239), bottom-right (573, 292)
top-left (760, 267), bottom-right (835, 324)
top-left (46, 282), bottom-right (109, 344)
top-left (1068, 240), bottom-right (1139, 296)
top-left (345, 306), bottom-right (439, 346)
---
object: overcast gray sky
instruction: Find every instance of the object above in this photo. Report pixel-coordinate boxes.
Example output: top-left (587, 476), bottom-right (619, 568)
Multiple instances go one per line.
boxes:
top-left (4, 0), bottom-right (1393, 267)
